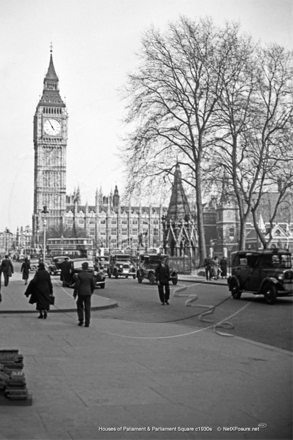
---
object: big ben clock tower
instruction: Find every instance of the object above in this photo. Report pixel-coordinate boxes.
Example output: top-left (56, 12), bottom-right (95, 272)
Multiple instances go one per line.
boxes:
top-left (33, 47), bottom-right (68, 240)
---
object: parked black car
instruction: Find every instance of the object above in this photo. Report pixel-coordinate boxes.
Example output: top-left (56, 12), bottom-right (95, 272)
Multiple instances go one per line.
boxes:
top-left (69, 258), bottom-right (106, 289)
top-left (228, 249), bottom-right (293, 304)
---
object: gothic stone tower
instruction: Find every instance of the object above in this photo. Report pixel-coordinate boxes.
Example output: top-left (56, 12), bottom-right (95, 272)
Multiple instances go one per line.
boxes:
top-left (33, 48), bottom-right (68, 237)
top-left (164, 164), bottom-right (198, 257)
top-left (215, 178), bottom-right (240, 255)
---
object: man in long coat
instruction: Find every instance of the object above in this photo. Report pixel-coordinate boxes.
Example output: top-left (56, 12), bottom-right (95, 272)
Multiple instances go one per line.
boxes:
top-left (155, 255), bottom-right (171, 305)
top-left (73, 262), bottom-right (95, 327)
top-left (60, 257), bottom-right (71, 287)
top-left (21, 257), bottom-right (30, 285)
top-left (0, 255), bottom-right (14, 286)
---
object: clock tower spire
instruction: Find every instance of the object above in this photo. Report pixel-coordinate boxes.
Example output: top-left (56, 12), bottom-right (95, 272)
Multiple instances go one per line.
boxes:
top-left (33, 46), bottom-right (68, 244)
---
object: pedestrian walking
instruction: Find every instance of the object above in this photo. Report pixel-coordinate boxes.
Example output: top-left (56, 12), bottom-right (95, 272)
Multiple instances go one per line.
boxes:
top-left (220, 256), bottom-right (228, 278)
top-left (204, 256), bottom-right (212, 281)
top-left (24, 262), bottom-right (53, 319)
top-left (21, 257), bottom-right (30, 285)
top-left (73, 262), bottom-right (95, 327)
top-left (0, 255), bottom-right (14, 287)
top-left (211, 256), bottom-right (220, 280)
top-left (155, 255), bottom-right (170, 305)
top-left (60, 257), bottom-right (71, 287)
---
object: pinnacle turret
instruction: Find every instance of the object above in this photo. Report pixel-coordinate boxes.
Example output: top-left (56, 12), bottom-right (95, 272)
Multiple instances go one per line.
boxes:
top-left (38, 46), bottom-right (65, 108)
top-left (166, 164), bottom-right (191, 221)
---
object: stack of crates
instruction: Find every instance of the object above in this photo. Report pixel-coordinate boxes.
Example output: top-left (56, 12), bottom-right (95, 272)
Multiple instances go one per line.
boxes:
top-left (0, 350), bottom-right (32, 405)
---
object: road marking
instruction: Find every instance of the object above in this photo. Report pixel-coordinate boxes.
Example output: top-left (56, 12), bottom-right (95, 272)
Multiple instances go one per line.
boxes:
top-left (52, 278), bottom-right (73, 298)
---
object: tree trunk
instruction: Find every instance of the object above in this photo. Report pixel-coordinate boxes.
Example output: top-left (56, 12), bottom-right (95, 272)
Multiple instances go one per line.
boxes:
top-left (195, 165), bottom-right (206, 265)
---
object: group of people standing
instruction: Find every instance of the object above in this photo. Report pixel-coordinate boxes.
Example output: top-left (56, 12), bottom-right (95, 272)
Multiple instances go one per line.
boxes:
top-left (204, 255), bottom-right (227, 281)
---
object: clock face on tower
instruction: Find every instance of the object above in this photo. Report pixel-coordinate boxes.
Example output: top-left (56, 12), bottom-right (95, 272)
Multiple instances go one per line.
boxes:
top-left (44, 118), bottom-right (61, 136)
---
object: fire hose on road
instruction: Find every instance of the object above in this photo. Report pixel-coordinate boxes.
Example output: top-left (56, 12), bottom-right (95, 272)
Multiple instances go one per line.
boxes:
top-left (173, 283), bottom-right (251, 337)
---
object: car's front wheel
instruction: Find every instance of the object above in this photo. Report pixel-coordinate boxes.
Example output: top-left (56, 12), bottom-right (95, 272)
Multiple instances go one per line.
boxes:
top-left (100, 282), bottom-right (105, 289)
top-left (149, 272), bottom-right (156, 285)
top-left (230, 279), bottom-right (242, 299)
top-left (263, 284), bottom-right (277, 305)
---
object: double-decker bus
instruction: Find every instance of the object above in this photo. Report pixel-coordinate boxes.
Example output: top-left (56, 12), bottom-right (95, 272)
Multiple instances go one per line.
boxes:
top-left (46, 237), bottom-right (93, 259)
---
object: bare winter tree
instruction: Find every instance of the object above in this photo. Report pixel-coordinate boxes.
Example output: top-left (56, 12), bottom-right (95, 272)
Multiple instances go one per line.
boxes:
top-left (122, 17), bottom-right (247, 263)
top-left (212, 44), bottom-right (293, 249)
top-left (250, 45), bottom-right (293, 248)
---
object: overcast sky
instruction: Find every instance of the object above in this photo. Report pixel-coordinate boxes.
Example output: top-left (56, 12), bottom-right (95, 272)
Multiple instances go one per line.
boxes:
top-left (0, 0), bottom-right (292, 232)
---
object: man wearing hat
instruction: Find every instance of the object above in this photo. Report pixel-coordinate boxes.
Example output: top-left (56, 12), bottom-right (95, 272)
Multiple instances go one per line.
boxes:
top-left (155, 255), bottom-right (171, 305)
top-left (73, 262), bottom-right (95, 327)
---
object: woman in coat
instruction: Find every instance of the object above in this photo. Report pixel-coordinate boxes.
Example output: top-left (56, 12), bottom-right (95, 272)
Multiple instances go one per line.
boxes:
top-left (25, 263), bottom-right (53, 319)
top-left (21, 257), bottom-right (30, 285)
top-left (211, 256), bottom-right (220, 280)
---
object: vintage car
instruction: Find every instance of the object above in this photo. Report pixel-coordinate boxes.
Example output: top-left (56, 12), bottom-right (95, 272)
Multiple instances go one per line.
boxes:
top-left (228, 249), bottom-right (293, 304)
top-left (137, 253), bottom-right (178, 285)
top-left (95, 256), bottom-right (110, 276)
top-left (29, 256), bottom-right (40, 272)
top-left (42, 258), bottom-right (58, 275)
top-left (107, 254), bottom-right (136, 279)
top-left (51, 256), bottom-right (69, 276)
top-left (69, 258), bottom-right (106, 289)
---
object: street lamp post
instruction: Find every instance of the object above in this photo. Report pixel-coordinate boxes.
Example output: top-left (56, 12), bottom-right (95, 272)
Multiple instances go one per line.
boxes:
top-left (43, 219), bottom-right (47, 263)
top-left (41, 205), bottom-right (49, 264)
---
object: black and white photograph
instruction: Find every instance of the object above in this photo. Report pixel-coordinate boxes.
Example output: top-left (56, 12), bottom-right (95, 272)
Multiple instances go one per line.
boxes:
top-left (0, 0), bottom-right (292, 439)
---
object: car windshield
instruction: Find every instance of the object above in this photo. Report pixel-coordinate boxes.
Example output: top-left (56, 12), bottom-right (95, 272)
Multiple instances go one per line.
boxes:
top-left (271, 254), bottom-right (291, 268)
top-left (73, 260), bottom-right (93, 270)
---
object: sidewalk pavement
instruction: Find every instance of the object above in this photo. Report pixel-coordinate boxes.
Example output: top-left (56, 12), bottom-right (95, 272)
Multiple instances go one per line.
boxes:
top-left (0, 271), bottom-right (117, 314)
top-left (0, 273), bottom-right (292, 439)
top-left (0, 271), bottom-right (226, 314)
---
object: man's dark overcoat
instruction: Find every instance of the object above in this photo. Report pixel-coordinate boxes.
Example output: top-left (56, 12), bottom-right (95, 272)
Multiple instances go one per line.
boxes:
top-left (60, 260), bottom-right (71, 285)
top-left (0, 258), bottom-right (14, 275)
top-left (21, 260), bottom-right (30, 280)
top-left (155, 262), bottom-right (170, 283)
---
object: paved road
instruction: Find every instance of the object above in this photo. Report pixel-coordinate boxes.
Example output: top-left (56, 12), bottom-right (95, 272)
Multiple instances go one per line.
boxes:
top-left (5, 264), bottom-right (293, 351)
top-left (0, 268), bottom-right (292, 439)
top-left (94, 277), bottom-right (293, 352)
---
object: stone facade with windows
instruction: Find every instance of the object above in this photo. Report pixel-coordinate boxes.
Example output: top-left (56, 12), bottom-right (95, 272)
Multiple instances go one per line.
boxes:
top-left (63, 186), bottom-right (167, 253)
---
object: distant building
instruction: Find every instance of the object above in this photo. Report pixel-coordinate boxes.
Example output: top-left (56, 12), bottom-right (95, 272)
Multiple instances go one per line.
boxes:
top-left (203, 186), bottom-right (293, 256)
top-left (63, 186), bottom-right (167, 254)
